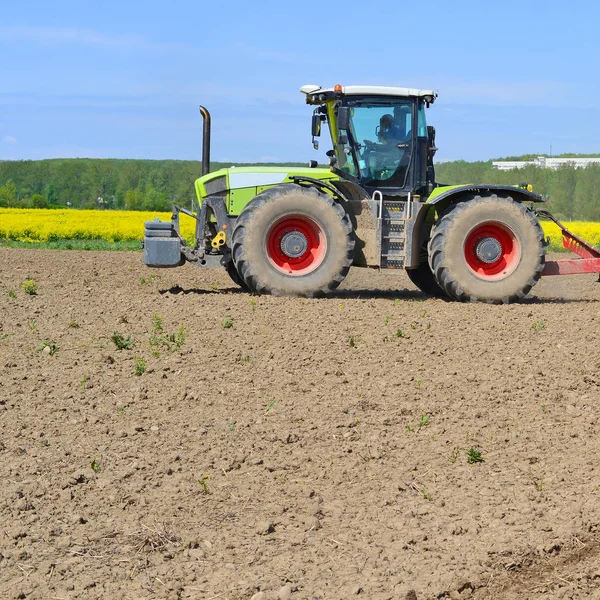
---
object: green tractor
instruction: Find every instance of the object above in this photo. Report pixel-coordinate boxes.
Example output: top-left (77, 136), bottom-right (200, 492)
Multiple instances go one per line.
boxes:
top-left (143, 84), bottom-right (600, 302)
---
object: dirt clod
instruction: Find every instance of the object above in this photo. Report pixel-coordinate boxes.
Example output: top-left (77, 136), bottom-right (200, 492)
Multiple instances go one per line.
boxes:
top-left (304, 516), bottom-right (321, 531)
top-left (257, 521), bottom-right (277, 535)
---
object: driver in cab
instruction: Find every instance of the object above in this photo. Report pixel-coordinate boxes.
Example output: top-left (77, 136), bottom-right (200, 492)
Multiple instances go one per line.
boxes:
top-left (378, 114), bottom-right (403, 144)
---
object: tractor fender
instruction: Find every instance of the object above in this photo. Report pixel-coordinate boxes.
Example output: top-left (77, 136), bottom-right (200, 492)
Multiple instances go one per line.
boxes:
top-left (406, 184), bottom-right (544, 269)
top-left (427, 184), bottom-right (543, 212)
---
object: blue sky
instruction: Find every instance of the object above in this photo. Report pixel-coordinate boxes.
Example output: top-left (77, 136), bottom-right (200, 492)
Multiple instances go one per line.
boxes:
top-left (2, 0), bottom-right (600, 163)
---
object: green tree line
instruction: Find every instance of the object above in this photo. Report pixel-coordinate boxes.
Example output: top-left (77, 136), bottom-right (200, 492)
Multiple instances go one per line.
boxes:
top-left (435, 157), bottom-right (600, 221)
top-left (0, 158), bottom-right (306, 212)
top-left (1, 156), bottom-right (600, 220)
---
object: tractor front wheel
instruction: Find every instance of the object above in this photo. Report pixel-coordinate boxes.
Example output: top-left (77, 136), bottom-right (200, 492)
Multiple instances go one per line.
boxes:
top-left (232, 185), bottom-right (355, 297)
top-left (224, 259), bottom-right (248, 290)
top-left (428, 195), bottom-right (545, 304)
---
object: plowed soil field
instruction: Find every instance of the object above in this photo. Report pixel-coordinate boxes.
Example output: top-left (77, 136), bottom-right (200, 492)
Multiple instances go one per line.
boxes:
top-left (1, 248), bottom-right (600, 600)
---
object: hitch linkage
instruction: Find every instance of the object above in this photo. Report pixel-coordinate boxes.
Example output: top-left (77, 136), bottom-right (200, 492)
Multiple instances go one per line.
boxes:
top-left (536, 208), bottom-right (600, 279)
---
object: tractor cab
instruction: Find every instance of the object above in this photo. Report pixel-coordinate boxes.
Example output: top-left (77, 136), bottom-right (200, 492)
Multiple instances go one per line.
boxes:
top-left (301, 85), bottom-right (437, 197)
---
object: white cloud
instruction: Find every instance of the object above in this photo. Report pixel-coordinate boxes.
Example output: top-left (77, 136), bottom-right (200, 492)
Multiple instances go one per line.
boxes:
top-left (1, 136), bottom-right (17, 144)
top-left (0, 26), bottom-right (143, 49)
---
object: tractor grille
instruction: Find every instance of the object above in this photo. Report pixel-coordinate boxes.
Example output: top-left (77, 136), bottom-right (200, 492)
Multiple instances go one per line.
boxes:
top-left (204, 176), bottom-right (227, 196)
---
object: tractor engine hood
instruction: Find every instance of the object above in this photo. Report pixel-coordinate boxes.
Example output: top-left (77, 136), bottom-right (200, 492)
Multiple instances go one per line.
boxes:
top-left (195, 166), bottom-right (339, 199)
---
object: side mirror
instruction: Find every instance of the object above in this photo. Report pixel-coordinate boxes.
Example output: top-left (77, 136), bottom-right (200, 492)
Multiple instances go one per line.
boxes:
top-left (311, 114), bottom-right (321, 137)
top-left (337, 107), bottom-right (350, 131)
top-left (427, 125), bottom-right (437, 157)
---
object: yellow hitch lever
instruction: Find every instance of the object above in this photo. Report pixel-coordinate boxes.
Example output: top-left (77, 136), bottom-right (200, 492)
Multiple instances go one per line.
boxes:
top-left (211, 230), bottom-right (226, 248)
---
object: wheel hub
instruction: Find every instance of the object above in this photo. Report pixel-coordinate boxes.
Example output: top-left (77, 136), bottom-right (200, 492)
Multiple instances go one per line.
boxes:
top-left (475, 237), bottom-right (502, 264)
top-left (279, 231), bottom-right (308, 258)
top-left (266, 215), bottom-right (327, 276)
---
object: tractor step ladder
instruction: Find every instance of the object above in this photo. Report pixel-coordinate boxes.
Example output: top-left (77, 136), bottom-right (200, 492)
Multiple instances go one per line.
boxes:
top-left (375, 191), bottom-right (410, 270)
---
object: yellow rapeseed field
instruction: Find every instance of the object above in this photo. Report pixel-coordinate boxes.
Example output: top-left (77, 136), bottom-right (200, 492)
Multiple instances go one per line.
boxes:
top-left (0, 208), bottom-right (195, 243)
top-left (539, 221), bottom-right (600, 252)
top-left (0, 208), bottom-right (599, 252)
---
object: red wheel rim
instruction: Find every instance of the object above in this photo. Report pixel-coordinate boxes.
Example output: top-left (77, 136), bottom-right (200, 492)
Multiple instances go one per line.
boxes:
top-left (266, 215), bottom-right (327, 276)
top-left (464, 222), bottom-right (521, 280)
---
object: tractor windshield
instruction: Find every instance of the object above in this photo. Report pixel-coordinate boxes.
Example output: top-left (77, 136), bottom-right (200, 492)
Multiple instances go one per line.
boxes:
top-left (338, 99), bottom-right (427, 188)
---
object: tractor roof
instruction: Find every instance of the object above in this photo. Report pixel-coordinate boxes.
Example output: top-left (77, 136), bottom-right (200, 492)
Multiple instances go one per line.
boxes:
top-left (301, 84), bottom-right (437, 105)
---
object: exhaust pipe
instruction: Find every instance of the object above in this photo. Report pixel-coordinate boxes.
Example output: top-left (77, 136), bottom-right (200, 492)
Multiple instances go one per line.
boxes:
top-left (199, 105), bottom-right (211, 176)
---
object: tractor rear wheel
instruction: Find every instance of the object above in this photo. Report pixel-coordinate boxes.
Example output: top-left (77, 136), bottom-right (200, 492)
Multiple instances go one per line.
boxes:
top-left (406, 241), bottom-right (446, 297)
top-left (428, 195), bottom-right (545, 304)
top-left (407, 262), bottom-right (446, 297)
top-left (232, 185), bottom-right (355, 297)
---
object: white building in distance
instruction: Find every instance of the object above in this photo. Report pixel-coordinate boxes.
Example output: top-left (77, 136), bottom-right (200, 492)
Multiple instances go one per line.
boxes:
top-left (492, 156), bottom-right (600, 171)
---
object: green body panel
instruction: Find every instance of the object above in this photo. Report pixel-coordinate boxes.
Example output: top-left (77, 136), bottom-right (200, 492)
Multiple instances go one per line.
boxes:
top-left (194, 170), bottom-right (226, 198)
top-left (194, 166), bottom-right (340, 216)
top-left (426, 184), bottom-right (539, 204)
top-left (228, 187), bottom-right (256, 214)
top-left (427, 185), bottom-right (463, 202)
top-left (325, 101), bottom-right (339, 149)
top-left (425, 184), bottom-right (543, 219)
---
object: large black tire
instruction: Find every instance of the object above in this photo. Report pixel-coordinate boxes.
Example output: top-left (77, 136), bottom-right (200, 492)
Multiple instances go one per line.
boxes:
top-left (406, 240), bottom-right (447, 297)
top-left (224, 259), bottom-right (248, 290)
top-left (406, 262), bottom-right (446, 297)
top-left (428, 195), bottom-right (545, 304)
top-left (232, 185), bottom-right (355, 297)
